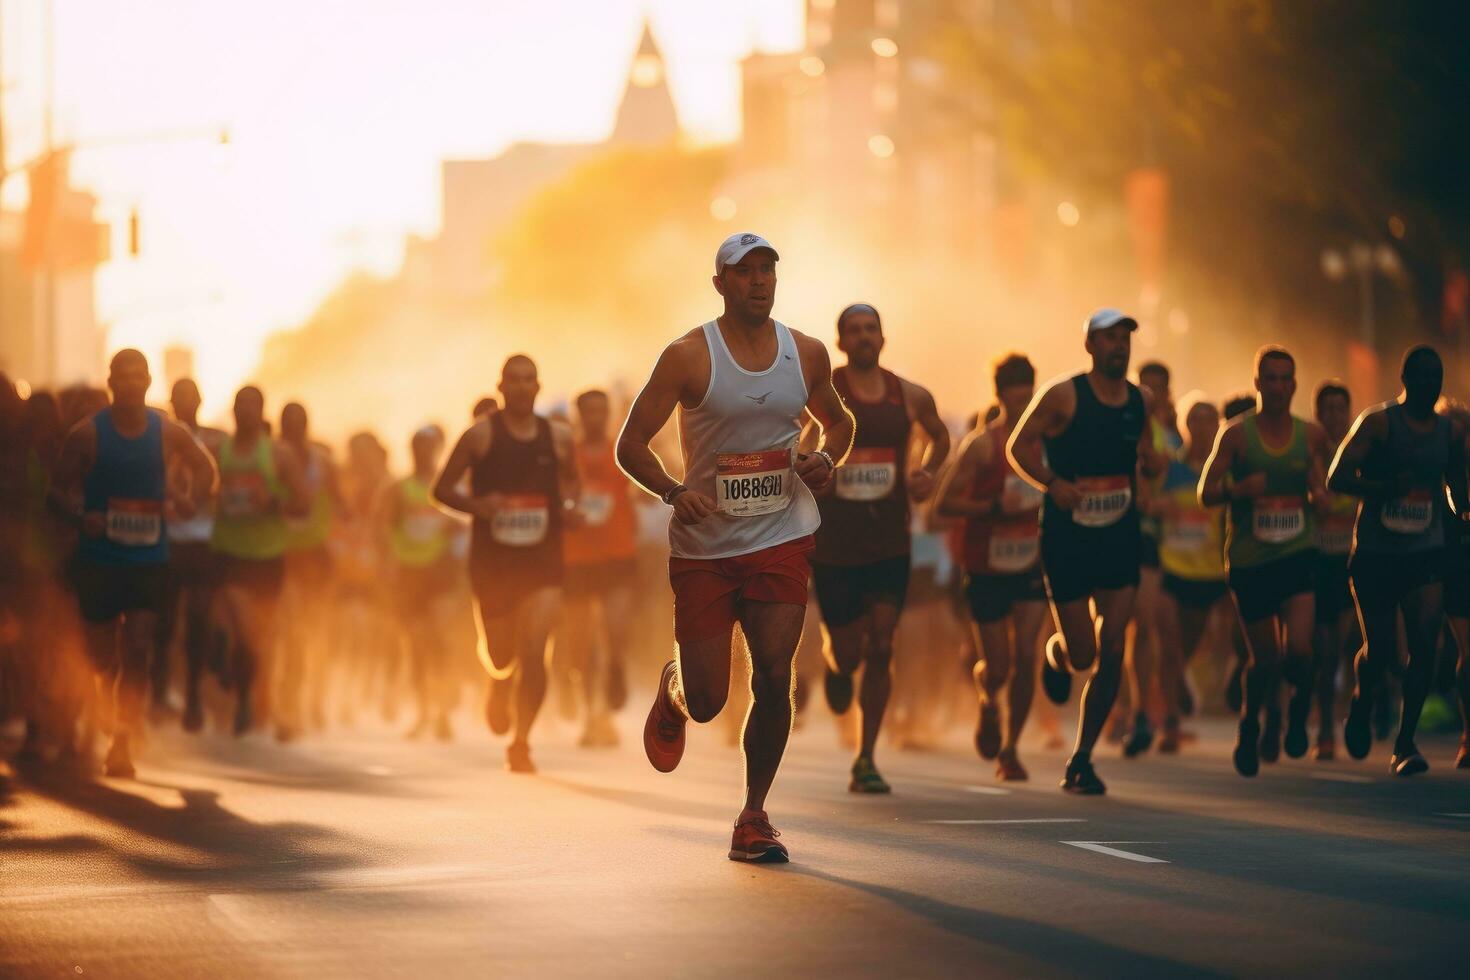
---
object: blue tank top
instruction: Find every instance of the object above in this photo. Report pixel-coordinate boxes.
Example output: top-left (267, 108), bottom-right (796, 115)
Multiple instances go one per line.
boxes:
top-left (80, 407), bottom-right (169, 565)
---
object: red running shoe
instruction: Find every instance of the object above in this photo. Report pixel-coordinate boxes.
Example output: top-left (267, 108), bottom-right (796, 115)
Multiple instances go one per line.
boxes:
top-left (643, 660), bottom-right (687, 773)
top-left (729, 811), bottom-right (789, 863)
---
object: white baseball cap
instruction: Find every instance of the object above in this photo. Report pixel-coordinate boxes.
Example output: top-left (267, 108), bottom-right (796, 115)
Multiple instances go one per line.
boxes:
top-left (715, 232), bottom-right (779, 273)
top-left (1084, 307), bottom-right (1138, 337)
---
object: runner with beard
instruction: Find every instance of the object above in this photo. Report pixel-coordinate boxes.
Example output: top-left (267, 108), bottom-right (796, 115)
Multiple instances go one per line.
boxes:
top-left (48, 351), bottom-right (218, 775)
top-left (1329, 346), bottom-right (1467, 775)
top-left (1311, 381), bottom-right (1357, 760)
top-left (622, 233), bottom-right (854, 861)
top-left (937, 353), bottom-right (1045, 781)
top-left (1200, 346), bottom-right (1330, 777)
top-left (1009, 309), bottom-right (1160, 795)
top-left (809, 302), bottom-right (950, 794)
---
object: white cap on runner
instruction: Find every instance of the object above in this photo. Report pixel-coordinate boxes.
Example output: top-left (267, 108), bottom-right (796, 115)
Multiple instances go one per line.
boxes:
top-left (715, 232), bottom-right (779, 273)
top-left (1084, 308), bottom-right (1138, 337)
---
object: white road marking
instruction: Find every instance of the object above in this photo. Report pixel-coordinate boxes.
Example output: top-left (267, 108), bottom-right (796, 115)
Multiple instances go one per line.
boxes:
top-left (1061, 841), bottom-right (1169, 864)
top-left (1309, 772), bottom-right (1374, 784)
top-left (963, 786), bottom-right (1013, 796)
top-left (925, 818), bottom-right (1086, 825)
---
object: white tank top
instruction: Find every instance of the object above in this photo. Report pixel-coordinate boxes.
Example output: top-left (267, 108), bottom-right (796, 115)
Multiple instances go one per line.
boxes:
top-left (669, 320), bottom-right (820, 559)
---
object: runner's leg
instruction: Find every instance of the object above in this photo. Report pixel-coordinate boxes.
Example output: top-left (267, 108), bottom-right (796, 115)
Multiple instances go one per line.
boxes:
top-left (737, 600), bottom-right (806, 814)
top-left (1004, 601), bottom-right (1046, 758)
top-left (1075, 586), bottom-right (1136, 758)
top-left (510, 586), bottom-right (561, 750)
top-left (857, 601), bottom-right (899, 761)
top-left (1394, 581), bottom-right (1444, 760)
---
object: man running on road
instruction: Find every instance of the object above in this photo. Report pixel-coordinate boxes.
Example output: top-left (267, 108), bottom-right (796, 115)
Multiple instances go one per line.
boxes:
top-left (937, 353), bottom-right (1044, 781)
top-left (809, 302), bottom-right (949, 794)
top-left (48, 350), bottom-right (217, 776)
top-left (1008, 309), bottom-right (1160, 795)
top-left (620, 233), bottom-right (854, 861)
top-left (1328, 346), bottom-right (1466, 775)
top-left (1199, 346), bottom-right (1330, 777)
top-left (1311, 381), bottom-right (1357, 760)
top-left (434, 355), bottom-right (579, 774)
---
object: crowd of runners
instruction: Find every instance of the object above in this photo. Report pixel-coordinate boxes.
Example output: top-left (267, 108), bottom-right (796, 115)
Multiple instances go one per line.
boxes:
top-left (3, 230), bottom-right (1470, 863)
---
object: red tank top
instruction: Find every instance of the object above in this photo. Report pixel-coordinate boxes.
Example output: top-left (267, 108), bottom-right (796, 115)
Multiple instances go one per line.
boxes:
top-left (962, 425), bottom-right (1042, 575)
top-left (813, 366), bottom-right (911, 565)
top-left (564, 442), bottom-right (638, 566)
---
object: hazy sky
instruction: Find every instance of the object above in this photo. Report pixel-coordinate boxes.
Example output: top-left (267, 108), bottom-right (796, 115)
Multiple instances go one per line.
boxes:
top-left (1, 0), bottom-right (803, 402)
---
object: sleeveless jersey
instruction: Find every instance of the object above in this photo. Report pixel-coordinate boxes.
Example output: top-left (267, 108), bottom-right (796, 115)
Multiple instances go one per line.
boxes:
top-left (962, 426), bottom-right (1043, 575)
top-left (1226, 414), bottom-right (1314, 570)
top-left (1158, 455), bottom-right (1224, 581)
top-left (166, 424), bottom-right (217, 544)
top-left (564, 441), bottom-right (639, 566)
top-left (211, 434), bottom-right (289, 560)
top-left (80, 407), bottom-right (169, 566)
top-left (389, 474), bottom-right (451, 568)
top-left (813, 366), bottom-right (911, 565)
top-left (469, 413), bottom-right (564, 585)
top-left (1352, 404), bottom-right (1451, 557)
top-left (1041, 374), bottom-right (1145, 536)
top-left (285, 447), bottom-right (334, 552)
top-left (669, 320), bottom-right (819, 560)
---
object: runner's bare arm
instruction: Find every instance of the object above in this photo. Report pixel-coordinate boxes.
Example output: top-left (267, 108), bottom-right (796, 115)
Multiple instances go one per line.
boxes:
top-left (795, 333), bottom-right (854, 491)
top-left (1448, 418), bottom-right (1470, 517)
top-left (902, 379), bottom-right (950, 502)
top-left (46, 419), bottom-right (97, 530)
top-left (273, 443), bottom-right (312, 518)
top-left (1199, 420), bottom-right (1248, 506)
top-left (1007, 380), bottom-right (1076, 503)
top-left (1326, 408), bottom-right (1389, 499)
top-left (432, 419), bottom-right (495, 519)
top-left (618, 338), bottom-right (700, 497)
top-left (163, 418), bottom-right (219, 498)
top-left (935, 430), bottom-right (996, 518)
top-left (551, 418), bottom-right (581, 508)
top-left (1306, 422), bottom-right (1331, 511)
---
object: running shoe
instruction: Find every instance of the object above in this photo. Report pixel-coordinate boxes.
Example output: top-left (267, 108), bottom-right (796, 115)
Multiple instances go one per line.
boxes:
top-left (505, 742), bottom-right (536, 774)
top-left (643, 660), bottom-right (687, 773)
top-left (1060, 755), bottom-right (1105, 795)
top-left (995, 751), bottom-right (1029, 782)
top-left (103, 736), bottom-right (135, 780)
top-left (1041, 634), bottom-right (1073, 705)
top-left (606, 659), bottom-right (628, 712)
top-left (1344, 694), bottom-right (1372, 760)
top-left (1259, 705), bottom-right (1282, 764)
top-left (1284, 686), bottom-right (1312, 759)
top-left (485, 675), bottom-right (512, 736)
top-left (1390, 744), bottom-right (1428, 777)
top-left (975, 696), bottom-right (1001, 760)
top-left (824, 667), bottom-right (854, 715)
top-left (1122, 712), bottom-right (1154, 758)
top-left (729, 811), bottom-right (789, 863)
top-left (1458, 736), bottom-right (1470, 769)
top-left (1233, 717), bottom-right (1261, 777)
top-left (1312, 735), bottom-right (1336, 762)
top-left (849, 755), bottom-right (891, 794)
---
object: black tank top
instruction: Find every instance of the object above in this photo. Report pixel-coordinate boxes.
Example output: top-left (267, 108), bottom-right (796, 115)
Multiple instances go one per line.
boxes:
top-left (814, 367), bottom-right (911, 565)
top-left (469, 413), bottom-right (564, 585)
top-left (1042, 374), bottom-right (1145, 532)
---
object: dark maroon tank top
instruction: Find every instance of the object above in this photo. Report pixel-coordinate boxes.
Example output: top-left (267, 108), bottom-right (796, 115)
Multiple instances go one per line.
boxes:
top-left (469, 413), bottom-right (564, 589)
top-left (813, 366), bottom-right (911, 565)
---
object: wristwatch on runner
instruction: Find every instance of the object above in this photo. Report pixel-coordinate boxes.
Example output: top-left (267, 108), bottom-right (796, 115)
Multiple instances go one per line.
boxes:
top-left (813, 450), bottom-right (835, 473)
top-left (661, 484), bottom-right (688, 505)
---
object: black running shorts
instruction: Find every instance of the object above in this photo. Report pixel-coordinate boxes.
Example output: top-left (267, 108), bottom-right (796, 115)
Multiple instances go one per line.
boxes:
top-left (965, 569), bottom-right (1047, 624)
top-left (69, 558), bottom-right (168, 623)
top-left (1349, 550), bottom-right (1444, 615)
top-left (1162, 574), bottom-right (1228, 611)
top-left (811, 555), bottom-right (912, 629)
top-left (1228, 550), bottom-right (1316, 624)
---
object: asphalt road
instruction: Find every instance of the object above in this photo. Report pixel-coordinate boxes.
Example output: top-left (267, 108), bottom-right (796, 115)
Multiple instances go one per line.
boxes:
top-left (2, 709), bottom-right (1467, 979)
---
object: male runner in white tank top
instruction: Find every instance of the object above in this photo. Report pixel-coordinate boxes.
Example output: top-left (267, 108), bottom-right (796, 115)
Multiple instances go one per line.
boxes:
top-left (618, 233), bottom-right (855, 863)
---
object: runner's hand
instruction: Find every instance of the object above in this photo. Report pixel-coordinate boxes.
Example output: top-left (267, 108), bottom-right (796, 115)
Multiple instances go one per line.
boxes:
top-left (82, 511), bottom-right (106, 538)
top-left (1047, 478), bottom-right (1082, 511)
top-left (468, 493), bottom-right (505, 522)
top-left (671, 490), bottom-right (716, 525)
top-left (173, 494), bottom-right (197, 521)
top-left (1231, 472), bottom-right (1268, 500)
top-left (907, 467), bottom-right (935, 502)
top-left (795, 452), bottom-right (834, 492)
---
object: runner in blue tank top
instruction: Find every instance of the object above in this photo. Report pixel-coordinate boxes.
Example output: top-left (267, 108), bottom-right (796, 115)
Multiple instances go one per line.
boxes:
top-left (48, 349), bottom-right (216, 777)
top-left (1328, 346), bottom-right (1469, 776)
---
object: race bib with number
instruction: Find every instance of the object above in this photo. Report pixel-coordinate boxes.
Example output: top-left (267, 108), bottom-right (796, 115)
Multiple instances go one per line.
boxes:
top-left (106, 498), bottom-right (163, 547)
top-left (988, 523), bottom-right (1040, 573)
top-left (491, 495), bottom-right (550, 547)
top-left (716, 449), bottom-right (793, 517)
top-left (1318, 515), bottom-right (1353, 556)
top-left (1252, 495), bottom-right (1305, 544)
top-left (1381, 490), bottom-right (1434, 535)
top-left (1164, 510), bottom-right (1212, 554)
top-left (1072, 476), bottom-right (1132, 528)
top-left (579, 491), bottom-right (614, 527)
top-left (835, 447), bottom-right (897, 502)
top-left (1001, 472), bottom-right (1044, 515)
top-left (218, 471), bottom-right (269, 520)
